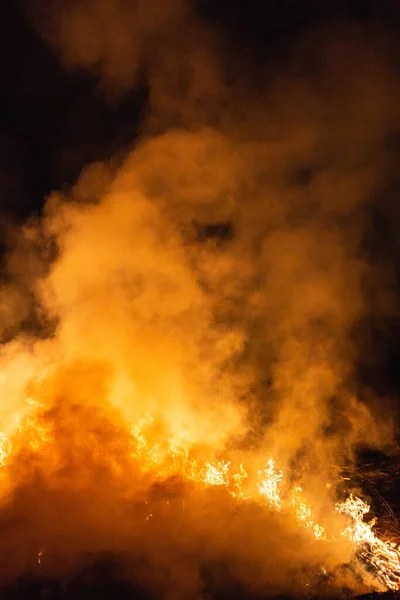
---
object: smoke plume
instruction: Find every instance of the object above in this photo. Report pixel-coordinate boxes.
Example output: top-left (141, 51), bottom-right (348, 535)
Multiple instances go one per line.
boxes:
top-left (0, 0), bottom-right (399, 597)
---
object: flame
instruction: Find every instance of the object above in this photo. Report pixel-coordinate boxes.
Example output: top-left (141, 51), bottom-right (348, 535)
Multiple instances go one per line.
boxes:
top-left (0, 433), bottom-right (11, 467)
top-left (128, 416), bottom-right (400, 591)
top-left (0, 393), bottom-right (398, 593)
top-left (123, 411), bottom-right (400, 591)
top-left (292, 487), bottom-right (327, 541)
top-left (337, 495), bottom-right (400, 590)
top-left (257, 459), bottom-right (283, 510)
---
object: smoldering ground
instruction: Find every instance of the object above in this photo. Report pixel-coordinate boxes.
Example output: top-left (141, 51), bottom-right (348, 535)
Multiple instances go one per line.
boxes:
top-left (0, 0), bottom-right (399, 598)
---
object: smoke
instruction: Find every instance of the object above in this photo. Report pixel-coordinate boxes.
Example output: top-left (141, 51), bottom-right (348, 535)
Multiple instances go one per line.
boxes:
top-left (0, 0), bottom-right (399, 597)
top-left (31, 0), bottom-right (226, 127)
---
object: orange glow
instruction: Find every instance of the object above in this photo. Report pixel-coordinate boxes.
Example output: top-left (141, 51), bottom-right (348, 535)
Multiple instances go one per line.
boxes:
top-left (0, 390), bottom-right (397, 594)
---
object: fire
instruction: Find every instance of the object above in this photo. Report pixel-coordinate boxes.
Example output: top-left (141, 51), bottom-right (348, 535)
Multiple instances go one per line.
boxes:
top-left (292, 487), bottom-right (327, 541)
top-left (0, 388), bottom-right (398, 594)
top-left (258, 459), bottom-right (283, 510)
top-left (203, 460), bottom-right (231, 486)
top-left (127, 415), bottom-right (400, 591)
top-left (0, 433), bottom-right (11, 467)
top-left (337, 495), bottom-right (400, 590)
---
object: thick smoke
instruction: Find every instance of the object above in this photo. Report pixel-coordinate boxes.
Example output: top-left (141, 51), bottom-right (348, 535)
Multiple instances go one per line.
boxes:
top-left (0, 0), bottom-right (399, 597)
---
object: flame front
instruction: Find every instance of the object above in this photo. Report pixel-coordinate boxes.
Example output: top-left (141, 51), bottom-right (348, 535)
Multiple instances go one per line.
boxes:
top-left (125, 415), bottom-right (400, 592)
top-left (0, 393), bottom-right (396, 595)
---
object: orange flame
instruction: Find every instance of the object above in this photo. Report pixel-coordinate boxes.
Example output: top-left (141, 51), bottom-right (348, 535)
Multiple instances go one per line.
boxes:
top-left (0, 391), bottom-right (398, 593)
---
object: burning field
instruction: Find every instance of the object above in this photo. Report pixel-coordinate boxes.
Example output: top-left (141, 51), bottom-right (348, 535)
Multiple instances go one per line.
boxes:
top-left (0, 363), bottom-right (399, 600)
top-left (1, 0), bottom-right (400, 598)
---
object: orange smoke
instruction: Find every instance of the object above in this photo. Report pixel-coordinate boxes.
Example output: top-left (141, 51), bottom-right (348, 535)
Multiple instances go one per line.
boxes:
top-left (0, 1), bottom-right (399, 597)
top-left (0, 360), bottom-right (398, 596)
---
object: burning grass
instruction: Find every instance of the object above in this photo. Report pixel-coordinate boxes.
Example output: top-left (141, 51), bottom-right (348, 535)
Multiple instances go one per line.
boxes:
top-left (0, 363), bottom-right (398, 599)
